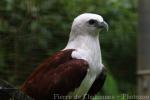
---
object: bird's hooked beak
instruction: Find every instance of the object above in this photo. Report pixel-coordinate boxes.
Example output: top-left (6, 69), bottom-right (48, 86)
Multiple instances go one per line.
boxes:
top-left (97, 21), bottom-right (109, 31)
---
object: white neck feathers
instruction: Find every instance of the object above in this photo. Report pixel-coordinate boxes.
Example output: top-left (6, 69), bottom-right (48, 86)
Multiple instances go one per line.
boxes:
top-left (64, 31), bottom-right (102, 64)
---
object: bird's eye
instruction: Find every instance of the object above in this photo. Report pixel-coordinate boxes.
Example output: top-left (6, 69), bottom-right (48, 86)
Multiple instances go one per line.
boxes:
top-left (88, 19), bottom-right (96, 25)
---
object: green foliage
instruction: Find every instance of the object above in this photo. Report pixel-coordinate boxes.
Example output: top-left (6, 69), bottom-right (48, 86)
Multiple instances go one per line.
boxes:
top-left (103, 73), bottom-right (120, 96)
top-left (0, 0), bottom-right (137, 96)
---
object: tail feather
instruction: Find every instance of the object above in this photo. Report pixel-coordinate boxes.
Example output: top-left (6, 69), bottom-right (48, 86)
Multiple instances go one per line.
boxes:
top-left (0, 79), bottom-right (33, 100)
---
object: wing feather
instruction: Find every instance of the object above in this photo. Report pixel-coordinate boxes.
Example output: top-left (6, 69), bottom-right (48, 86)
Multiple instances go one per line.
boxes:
top-left (21, 49), bottom-right (88, 100)
top-left (84, 67), bottom-right (106, 100)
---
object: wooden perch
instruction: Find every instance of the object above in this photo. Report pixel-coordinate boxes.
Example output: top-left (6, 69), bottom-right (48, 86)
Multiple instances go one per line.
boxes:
top-left (0, 79), bottom-right (33, 100)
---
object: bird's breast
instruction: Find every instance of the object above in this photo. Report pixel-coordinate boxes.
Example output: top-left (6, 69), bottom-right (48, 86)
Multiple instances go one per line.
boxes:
top-left (67, 48), bottom-right (102, 98)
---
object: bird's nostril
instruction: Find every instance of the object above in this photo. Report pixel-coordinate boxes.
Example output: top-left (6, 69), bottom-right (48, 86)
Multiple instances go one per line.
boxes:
top-left (97, 21), bottom-right (108, 31)
top-left (99, 22), bottom-right (105, 28)
top-left (101, 22), bottom-right (104, 24)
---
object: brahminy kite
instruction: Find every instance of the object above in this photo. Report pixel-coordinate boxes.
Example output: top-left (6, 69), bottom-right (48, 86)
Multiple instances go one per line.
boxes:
top-left (21, 13), bottom-right (108, 100)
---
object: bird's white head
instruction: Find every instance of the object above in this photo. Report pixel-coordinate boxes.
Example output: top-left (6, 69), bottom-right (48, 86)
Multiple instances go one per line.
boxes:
top-left (71, 13), bottom-right (108, 36)
top-left (65, 13), bottom-right (108, 50)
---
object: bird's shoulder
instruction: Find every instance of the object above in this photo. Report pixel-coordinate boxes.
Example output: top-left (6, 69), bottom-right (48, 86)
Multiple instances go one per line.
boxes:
top-left (28, 49), bottom-right (76, 76)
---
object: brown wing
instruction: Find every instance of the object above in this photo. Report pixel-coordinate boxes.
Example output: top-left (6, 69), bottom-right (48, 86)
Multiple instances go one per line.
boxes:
top-left (84, 67), bottom-right (106, 100)
top-left (21, 49), bottom-right (88, 100)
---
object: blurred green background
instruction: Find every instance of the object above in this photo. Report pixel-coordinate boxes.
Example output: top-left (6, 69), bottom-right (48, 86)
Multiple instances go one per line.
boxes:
top-left (0, 0), bottom-right (137, 98)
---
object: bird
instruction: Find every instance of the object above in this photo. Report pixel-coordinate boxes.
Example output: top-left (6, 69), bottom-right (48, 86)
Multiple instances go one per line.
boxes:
top-left (21, 13), bottom-right (108, 100)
